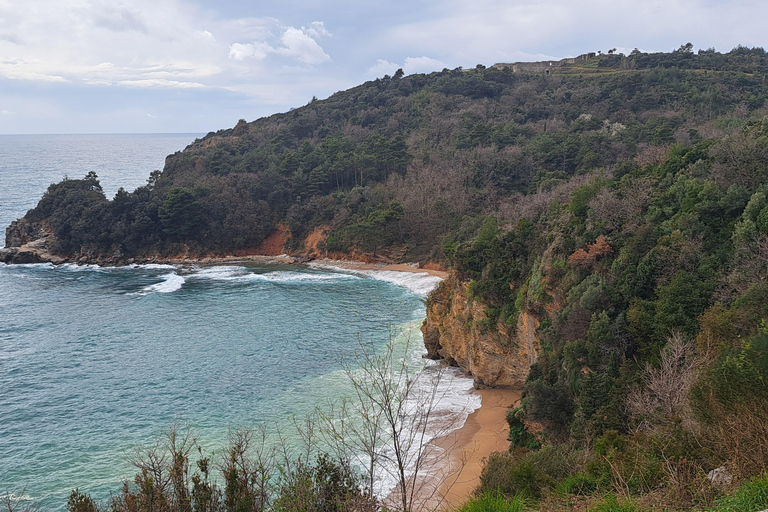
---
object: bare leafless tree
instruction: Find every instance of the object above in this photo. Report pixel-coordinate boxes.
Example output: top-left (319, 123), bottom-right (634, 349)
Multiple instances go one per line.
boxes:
top-left (626, 332), bottom-right (703, 433)
top-left (317, 334), bottom-right (467, 512)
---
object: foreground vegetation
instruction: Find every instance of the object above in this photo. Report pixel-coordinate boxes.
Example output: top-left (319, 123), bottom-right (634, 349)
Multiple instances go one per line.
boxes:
top-left (7, 45), bottom-right (768, 511)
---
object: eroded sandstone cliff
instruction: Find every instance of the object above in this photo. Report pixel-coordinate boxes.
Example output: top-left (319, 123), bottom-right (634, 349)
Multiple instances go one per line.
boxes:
top-left (422, 276), bottom-right (542, 389)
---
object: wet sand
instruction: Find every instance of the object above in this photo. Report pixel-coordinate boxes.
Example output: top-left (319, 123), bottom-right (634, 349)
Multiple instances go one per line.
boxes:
top-left (429, 388), bottom-right (521, 511)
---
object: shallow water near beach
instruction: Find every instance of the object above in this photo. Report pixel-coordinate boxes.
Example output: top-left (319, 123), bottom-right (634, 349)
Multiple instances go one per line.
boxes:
top-left (0, 134), bottom-right (479, 509)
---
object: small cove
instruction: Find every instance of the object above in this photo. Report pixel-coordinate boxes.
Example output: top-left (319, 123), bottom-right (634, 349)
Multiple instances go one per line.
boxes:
top-left (0, 134), bottom-right (479, 510)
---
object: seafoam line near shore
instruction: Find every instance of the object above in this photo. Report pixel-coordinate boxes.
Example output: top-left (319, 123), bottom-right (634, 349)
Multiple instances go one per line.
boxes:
top-left (307, 260), bottom-right (444, 298)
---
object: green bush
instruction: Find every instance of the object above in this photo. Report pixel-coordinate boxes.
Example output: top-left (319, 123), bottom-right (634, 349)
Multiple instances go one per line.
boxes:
top-left (524, 380), bottom-right (575, 439)
top-left (506, 408), bottom-right (540, 450)
top-left (66, 490), bottom-right (99, 512)
top-left (586, 493), bottom-right (643, 512)
top-left (456, 491), bottom-right (527, 512)
top-left (526, 444), bottom-right (582, 483)
top-left (583, 431), bottom-right (666, 495)
top-left (478, 451), bottom-right (544, 499)
top-left (272, 454), bottom-right (371, 512)
top-left (558, 473), bottom-right (597, 496)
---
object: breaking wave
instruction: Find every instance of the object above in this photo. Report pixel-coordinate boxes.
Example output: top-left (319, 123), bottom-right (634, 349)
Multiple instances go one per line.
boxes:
top-left (138, 272), bottom-right (186, 294)
top-left (308, 263), bottom-right (443, 298)
top-left (186, 265), bottom-right (360, 284)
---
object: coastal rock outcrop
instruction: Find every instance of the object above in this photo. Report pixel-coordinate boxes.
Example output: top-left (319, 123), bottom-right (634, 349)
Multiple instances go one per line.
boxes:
top-left (422, 276), bottom-right (541, 389)
top-left (5, 218), bottom-right (44, 248)
top-left (2, 219), bottom-right (67, 264)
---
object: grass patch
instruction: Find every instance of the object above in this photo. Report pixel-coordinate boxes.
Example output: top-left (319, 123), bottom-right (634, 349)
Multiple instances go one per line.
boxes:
top-left (709, 473), bottom-right (768, 512)
top-left (587, 493), bottom-right (643, 512)
top-left (456, 491), bottom-right (527, 512)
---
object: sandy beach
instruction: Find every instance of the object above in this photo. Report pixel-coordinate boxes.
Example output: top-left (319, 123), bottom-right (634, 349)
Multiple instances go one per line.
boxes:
top-left (429, 388), bottom-right (521, 511)
top-left (312, 259), bottom-right (517, 511)
top-left (307, 257), bottom-right (450, 278)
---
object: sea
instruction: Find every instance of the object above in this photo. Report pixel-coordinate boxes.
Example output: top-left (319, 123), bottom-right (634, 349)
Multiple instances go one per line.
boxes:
top-left (0, 134), bottom-right (481, 509)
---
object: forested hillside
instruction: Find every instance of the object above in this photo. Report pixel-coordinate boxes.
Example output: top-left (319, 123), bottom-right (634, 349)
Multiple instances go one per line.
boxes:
top-left (6, 45), bottom-right (768, 263)
top-left (7, 45), bottom-right (768, 511)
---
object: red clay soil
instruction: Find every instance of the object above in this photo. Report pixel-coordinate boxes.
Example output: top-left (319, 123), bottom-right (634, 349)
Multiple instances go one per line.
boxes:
top-left (240, 224), bottom-right (290, 256)
top-left (303, 226), bottom-right (329, 259)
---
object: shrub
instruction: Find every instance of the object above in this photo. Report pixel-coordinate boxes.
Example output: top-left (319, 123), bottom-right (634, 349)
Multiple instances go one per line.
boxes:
top-left (456, 491), bottom-right (527, 512)
top-left (526, 443), bottom-right (582, 482)
top-left (525, 380), bottom-right (575, 439)
top-left (66, 490), bottom-right (99, 512)
top-left (506, 408), bottom-right (541, 450)
top-left (587, 493), bottom-right (643, 512)
top-left (272, 454), bottom-right (374, 512)
top-left (558, 472), bottom-right (597, 496)
top-left (692, 333), bottom-right (768, 475)
top-left (478, 450), bottom-right (545, 499)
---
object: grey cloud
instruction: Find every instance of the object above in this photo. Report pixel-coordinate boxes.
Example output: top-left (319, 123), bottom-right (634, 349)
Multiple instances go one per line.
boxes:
top-left (93, 8), bottom-right (149, 33)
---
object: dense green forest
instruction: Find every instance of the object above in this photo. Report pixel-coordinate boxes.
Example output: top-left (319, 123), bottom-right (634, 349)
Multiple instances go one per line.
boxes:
top-left (7, 45), bottom-right (768, 511)
top-left (11, 44), bottom-right (768, 262)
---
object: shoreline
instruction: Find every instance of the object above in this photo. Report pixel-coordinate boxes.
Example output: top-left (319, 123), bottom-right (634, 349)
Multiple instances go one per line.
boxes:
top-left (382, 387), bottom-right (520, 512)
top-left (426, 388), bottom-right (521, 511)
top-left (8, 248), bottom-right (503, 509)
top-left (306, 257), bottom-right (450, 279)
top-left (1, 245), bottom-right (451, 279)
top-left (3, 249), bottom-right (512, 510)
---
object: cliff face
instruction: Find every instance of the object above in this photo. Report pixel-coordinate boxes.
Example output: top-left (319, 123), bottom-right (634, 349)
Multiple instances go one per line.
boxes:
top-left (422, 276), bottom-right (541, 389)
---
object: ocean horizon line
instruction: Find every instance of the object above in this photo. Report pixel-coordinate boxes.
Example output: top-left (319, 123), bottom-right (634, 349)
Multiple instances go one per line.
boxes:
top-left (0, 131), bottom-right (205, 137)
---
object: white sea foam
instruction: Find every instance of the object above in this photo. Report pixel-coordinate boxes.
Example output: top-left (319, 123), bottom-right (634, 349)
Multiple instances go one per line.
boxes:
top-left (307, 356), bottom-right (480, 501)
top-left (186, 266), bottom-right (360, 284)
top-left (57, 263), bottom-right (104, 272)
top-left (358, 270), bottom-right (442, 299)
top-left (7, 262), bottom-right (55, 270)
top-left (257, 270), bottom-right (360, 283)
top-left (291, 315), bottom-right (478, 501)
top-left (309, 263), bottom-right (442, 298)
top-left (330, 318), bottom-right (479, 500)
top-left (139, 273), bottom-right (186, 294)
top-left (4, 493), bottom-right (33, 502)
top-left (134, 263), bottom-right (177, 270)
top-left (32, 262), bottom-right (176, 272)
top-left (372, 358), bottom-right (480, 498)
top-left (188, 265), bottom-right (249, 280)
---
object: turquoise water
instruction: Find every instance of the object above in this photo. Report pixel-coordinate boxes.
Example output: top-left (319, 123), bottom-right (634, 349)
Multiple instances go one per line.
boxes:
top-left (0, 135), bottom-right (477, 509)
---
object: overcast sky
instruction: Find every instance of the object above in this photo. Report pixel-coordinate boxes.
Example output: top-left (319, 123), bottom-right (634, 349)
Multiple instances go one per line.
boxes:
top-left (0, 0), bottom-right (765, 134)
